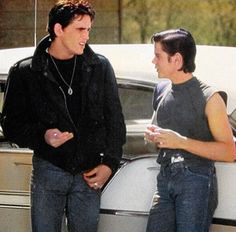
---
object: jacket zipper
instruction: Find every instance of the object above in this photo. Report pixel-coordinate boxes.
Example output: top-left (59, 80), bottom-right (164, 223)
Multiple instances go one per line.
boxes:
top-left (43, 69), bottom-right (78, 134)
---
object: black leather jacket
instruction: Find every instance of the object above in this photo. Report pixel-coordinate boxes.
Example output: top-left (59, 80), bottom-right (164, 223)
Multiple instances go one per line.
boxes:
top-left (1, 35), bottom-right (126, 174)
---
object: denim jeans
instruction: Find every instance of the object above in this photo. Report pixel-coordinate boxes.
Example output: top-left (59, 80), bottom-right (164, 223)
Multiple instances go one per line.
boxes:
top-left (146, 162), bottom-right (218, 232)
top-left (31, 156), bottom-right (101, 232)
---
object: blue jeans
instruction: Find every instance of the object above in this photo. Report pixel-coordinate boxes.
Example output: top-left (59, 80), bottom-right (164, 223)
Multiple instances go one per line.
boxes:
top-left (31, 156), bottom-right (101, 232)
top-left (146, 162), bottom-right (218, 232)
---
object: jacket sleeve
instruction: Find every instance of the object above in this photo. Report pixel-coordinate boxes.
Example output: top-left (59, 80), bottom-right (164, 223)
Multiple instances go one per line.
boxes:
top-left (102, 58), bottom-right (126, 173)
top-left (1, 63), bottom-right (46, 149)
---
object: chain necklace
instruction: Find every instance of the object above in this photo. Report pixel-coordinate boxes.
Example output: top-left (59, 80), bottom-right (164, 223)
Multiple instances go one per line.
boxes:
top-left (50, 54), bottom-right (77, 95)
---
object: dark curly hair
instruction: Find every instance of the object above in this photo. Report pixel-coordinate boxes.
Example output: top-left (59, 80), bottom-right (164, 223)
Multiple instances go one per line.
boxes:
top-left (47, 0), bottom-right (95, 40)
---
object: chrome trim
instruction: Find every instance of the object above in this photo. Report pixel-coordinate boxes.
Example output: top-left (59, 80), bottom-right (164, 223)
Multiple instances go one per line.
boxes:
top-left (116, 76), bottom-right (156, 87)
top-left (0, 191), bottom-right (30, 209)
top-left (122, 154), bottom-right (158, 161)
top-left (0, 190), bottom-right (30, 195)
top-left (100, 208), bottom-right (148, 217)
top-left (14, 162), bottom-right (32, 166)
top-left (100, 208), bottom-right (236, 226)
top-left (0, 205), bottom-right (30, 210)
top-left (0, 148), bottom-right (32, 154)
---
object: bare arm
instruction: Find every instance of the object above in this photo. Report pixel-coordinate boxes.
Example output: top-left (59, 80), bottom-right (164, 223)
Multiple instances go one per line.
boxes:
top-left (181, 93), bottom-right (235, 161)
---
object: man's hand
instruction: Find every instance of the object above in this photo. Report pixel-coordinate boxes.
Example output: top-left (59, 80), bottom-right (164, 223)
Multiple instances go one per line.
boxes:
top-left (83, 164), bottom-right (112, 189)
top-left (144, 124), bottom-right (186, 149)
top-left (144, 124), bottom-right (161, 144)
top-left (44, 128), bottom-right (74, 148)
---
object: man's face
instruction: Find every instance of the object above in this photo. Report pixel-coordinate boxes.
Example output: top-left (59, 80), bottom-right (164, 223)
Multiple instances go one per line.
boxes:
top-left (152, 42), bottom-right (175, 79)
top-left (55, 14), bottom-right (92, 57)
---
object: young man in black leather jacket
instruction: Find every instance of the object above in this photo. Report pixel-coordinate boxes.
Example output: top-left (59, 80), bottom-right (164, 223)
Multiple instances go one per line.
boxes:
top-left (1, 1), bottom-right (126, 231)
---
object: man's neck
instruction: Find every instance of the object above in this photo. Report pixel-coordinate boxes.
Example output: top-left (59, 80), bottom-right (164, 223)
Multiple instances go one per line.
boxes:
top-left (48, 41), bottom-right (74, 60)
top-left (170, 72), bottom-right (193, 84)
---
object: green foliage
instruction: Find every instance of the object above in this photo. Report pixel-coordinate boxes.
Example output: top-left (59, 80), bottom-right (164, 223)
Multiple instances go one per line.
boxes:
top-left (1, 0), bottom-right (236, 47)
top-left (122, 0), bottom-right (236, 46)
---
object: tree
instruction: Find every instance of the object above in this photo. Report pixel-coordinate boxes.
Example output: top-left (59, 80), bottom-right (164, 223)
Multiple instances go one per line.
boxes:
top-left (122, 0), bottom-right (236, 46)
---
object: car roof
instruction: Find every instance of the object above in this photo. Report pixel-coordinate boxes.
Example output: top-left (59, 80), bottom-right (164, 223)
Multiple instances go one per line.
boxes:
top-left (0, 44), bottom-right (236, 113)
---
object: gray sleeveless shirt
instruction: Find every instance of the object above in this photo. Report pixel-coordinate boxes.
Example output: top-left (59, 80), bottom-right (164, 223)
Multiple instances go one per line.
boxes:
top-left (153, 77), bottom-right (227, 168)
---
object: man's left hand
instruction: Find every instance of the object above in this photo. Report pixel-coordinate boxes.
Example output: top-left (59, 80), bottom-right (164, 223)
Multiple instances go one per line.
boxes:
top-left (83, 164), bottom-right (112, 189)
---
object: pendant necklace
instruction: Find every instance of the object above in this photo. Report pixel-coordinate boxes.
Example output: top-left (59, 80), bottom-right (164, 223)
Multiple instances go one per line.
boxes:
top-left (50, 54), bottom-right (77, 95)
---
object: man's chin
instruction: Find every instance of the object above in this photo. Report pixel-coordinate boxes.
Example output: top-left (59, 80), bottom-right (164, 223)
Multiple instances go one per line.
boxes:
top-left (76, 47), bottom-right (85, 55)
top-left (76, 50), bottom-right (84, 55)
top-left (158, 74), bottom-right (163, 79)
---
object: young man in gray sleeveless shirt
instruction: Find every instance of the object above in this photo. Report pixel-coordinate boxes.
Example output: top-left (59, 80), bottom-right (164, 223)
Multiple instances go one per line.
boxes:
top-left (145, 28), bottom-right (235, 232)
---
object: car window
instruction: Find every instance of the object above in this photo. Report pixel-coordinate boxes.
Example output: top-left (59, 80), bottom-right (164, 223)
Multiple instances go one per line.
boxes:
top-left (118, 85), bottom-right (153, 121)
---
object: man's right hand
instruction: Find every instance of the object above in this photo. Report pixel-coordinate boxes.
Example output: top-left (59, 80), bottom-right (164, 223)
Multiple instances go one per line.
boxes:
top-left (44, 128), bottom-right (74, 148)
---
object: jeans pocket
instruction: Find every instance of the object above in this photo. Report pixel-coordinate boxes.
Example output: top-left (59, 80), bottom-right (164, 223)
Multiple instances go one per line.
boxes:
top-left (185, 165), bottom-right (211, 179)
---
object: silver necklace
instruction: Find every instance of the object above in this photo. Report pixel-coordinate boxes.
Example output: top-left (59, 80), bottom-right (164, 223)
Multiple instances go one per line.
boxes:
top-left (50, 54), bottom-right (77, 95)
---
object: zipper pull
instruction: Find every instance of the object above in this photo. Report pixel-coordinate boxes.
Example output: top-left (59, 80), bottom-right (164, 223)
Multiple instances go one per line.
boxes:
top-left (100, 153), bottom-right (104, 163)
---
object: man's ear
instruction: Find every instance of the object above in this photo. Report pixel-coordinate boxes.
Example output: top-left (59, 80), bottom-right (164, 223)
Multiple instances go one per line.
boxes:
top-left (54, 23), bottom-right (63, 37)
top-left (173, 52), bottom-right (183, 70)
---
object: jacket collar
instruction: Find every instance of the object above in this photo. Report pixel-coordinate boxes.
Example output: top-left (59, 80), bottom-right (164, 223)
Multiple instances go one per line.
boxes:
top-left (31, 35), bottom-right (100, 72)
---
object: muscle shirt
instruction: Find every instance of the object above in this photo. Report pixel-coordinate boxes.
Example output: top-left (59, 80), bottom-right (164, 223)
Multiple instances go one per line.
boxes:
top-left (153, 77), bottom-right (227, 167)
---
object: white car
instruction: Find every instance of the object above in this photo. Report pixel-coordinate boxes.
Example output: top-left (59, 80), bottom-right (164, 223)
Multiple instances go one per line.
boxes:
top-left (0, 44), bottom-right (236, 232)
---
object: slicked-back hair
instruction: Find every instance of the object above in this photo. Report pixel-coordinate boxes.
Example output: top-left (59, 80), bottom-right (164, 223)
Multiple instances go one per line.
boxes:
top-left (47, 0), bottom-right (95, 41)
top-left (152, 28), bottom-right (196, 73)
